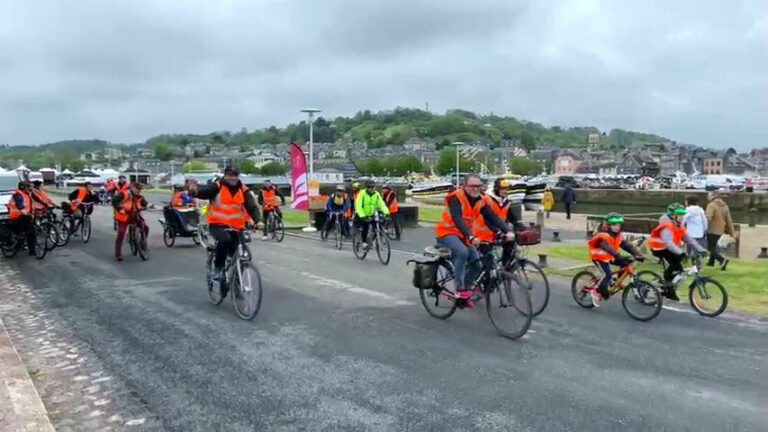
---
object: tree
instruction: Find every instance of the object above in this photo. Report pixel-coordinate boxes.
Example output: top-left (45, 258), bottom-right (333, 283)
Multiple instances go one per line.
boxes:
top-left (183, 160), bottom-right (207, 172)
top-left (509, 156), bottom-right (541, 176)
top-left (154, 141), bottom-right (172, 161)
top-left (238, 160), bottom-right (259, 174)
top-left (520, 131), bottom-right (536, 152)
top-left (391, 156), bottom-right (423, 176)
top-left (437, 148), bottom-right (476, 175)
top-left (260, 162), bottom-right (288, 176)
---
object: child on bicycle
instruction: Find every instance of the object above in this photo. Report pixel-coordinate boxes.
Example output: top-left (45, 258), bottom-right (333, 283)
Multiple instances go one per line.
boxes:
top-left (587, 213), bottom-right (645, 306)
top-left (648, 203), bottom-right (707, 300)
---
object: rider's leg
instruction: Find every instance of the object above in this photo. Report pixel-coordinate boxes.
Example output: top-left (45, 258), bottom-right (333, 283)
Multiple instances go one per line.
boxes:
top-left (115, 220), bottom-right (127, 258)
top-left (391, 212), bottom-right (401, 239)
top-left (20, 216), bottom-right (36, 255)
top-left (262, 209), bottom-right (269, 237)
top-left (323, 213), bottom-right (334, 235)
top-left (464, 245), bottom-right (482, 290)
top-left (209, 225), bottom-right (235, 269)
top-left (501, 242), bottom-right (515, 267)
top-left (593, 260), bottom-right (612, 299)
top-left (436, 235), bottom-right (469, 291)
top-left (360, 220), bottom-right (370, 244)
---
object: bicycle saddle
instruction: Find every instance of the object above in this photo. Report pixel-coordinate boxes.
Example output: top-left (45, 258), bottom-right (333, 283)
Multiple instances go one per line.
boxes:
top-left (424, 245), bottom-right (451, 259)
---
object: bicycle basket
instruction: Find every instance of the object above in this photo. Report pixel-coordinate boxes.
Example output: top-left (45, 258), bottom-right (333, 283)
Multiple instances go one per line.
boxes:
top-left (516, 227), bottom-right (541, 246)
top-left (410, 259), bottom-right (439, 290)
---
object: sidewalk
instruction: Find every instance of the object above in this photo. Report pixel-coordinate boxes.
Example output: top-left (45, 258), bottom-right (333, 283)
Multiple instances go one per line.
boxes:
top-left (0, 319), bottom-right (54, 432)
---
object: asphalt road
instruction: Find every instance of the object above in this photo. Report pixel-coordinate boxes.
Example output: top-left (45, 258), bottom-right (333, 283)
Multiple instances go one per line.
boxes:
top-left (3, 205), bottom-right (767, 431)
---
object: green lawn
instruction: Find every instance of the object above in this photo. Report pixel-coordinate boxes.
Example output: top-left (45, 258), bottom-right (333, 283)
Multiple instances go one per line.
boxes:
top-left (281, 209), bottom-right (309, 228)
top-left (531, 244), bottom-right (767, 316)
top-left (418, 205), bottom-right (443, 223)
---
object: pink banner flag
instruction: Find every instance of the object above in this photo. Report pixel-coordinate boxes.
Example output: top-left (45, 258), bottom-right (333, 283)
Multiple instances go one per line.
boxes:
top-left (290, 142), bottom-right (308, 211)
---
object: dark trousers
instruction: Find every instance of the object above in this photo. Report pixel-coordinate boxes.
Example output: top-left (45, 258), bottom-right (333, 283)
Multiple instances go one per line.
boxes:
top-left (11, 216), bottom-right (36, 253)
top-left (652, 249), bottom-right (683, 283)
top-left (356, 219), bottom-right (371, 242)
top-left (262, 208), bottom-right (282, 235)
top-left (565, 203), bottom-right (572, 219)
top-left (115, 218), bottom-right (148, 258)
top-left (706, 234), bottom-right (725, 265)
top-left (593, 260), bottom-right (613, 298)
top-left (210, 224), bottom-right (240, 269)
top-left (324, 212), bottom-right (349, 237)
top-left (389, 212), bottom-right (402, 239)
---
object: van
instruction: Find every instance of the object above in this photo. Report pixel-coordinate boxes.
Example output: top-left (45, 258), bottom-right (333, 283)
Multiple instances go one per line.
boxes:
top-left (0, 171), bottom-right (21, 220)
top-left (705, 175), bottom-right (744, 191)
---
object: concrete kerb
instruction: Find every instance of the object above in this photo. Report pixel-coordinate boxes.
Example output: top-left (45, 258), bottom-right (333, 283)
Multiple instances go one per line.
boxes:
top-left (0, 318), bottom-right (55, 432)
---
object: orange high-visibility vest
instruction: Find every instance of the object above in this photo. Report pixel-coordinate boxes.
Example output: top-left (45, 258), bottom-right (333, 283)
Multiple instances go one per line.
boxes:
top-left (648, 221), bottom-right (686, 251)
top-left (71, 187), bottom-right (88, 212)
top-left (435, 189), bottom-right (485, 243)
top-left (208, 185), bottom-right (248, 230)
top-left (31, 188), bottom-right (53, 213)
top-left (262, 188), bottom-right (278, 211)
top-left (384, 190), bottom-right (399, 214)
top-left (474, 195), bottom-right (508, 242)
top-left (8, 190), bottom-right (32, 221)
top-left (588, 230), bottom-right (623, 262)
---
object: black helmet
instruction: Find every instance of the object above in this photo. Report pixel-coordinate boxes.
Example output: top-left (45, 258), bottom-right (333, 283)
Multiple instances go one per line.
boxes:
top-left (18, 181), bottom-right (29, 189)
top-left (223, 165), bottom-right (239, 176)
top-left (173, 184), bottom-right (184, 191)
top-left (365, 179), bottom-right (375, 188)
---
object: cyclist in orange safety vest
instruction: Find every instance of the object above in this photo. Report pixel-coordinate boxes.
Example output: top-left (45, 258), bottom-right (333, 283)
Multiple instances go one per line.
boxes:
top-left (112, 182), bottom-right (149, 261)
top-left (435, 174), bottom-right (514, 302)
top-left (30, 180), bottom-right (55, 218)
top-left (474, 178), bottom-right (526, 266)
top-left (6, 181), bottom-right (37, 255)
top-left (381, 184), bottom-right (401, 240)
top-left (647, 203), bottom-right (707, 300)
top-left (586, 212), bottom-right (644, 306)
top-left (257, 179), bottom-right (285, 240)
top-left (187, 166), bottom-right (261, 296)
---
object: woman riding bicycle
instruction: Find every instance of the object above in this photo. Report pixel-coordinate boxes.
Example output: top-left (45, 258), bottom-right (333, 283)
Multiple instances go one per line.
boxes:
top-left (324, 185), bottom-right (350, 238)
top-left (435, 174), bottom-right (514, 302)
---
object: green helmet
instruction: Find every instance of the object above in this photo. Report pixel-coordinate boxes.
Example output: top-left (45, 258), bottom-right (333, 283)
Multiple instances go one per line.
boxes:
top-left (604, 212), bottom-right (624, 225)
top-left (666, 203), bottom-right (687, 216)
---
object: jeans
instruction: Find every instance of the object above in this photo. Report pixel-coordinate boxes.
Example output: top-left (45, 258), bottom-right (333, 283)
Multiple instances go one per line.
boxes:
top-left (593, 260), bottom-right (613, 298)
top-left (706, 234), bottom-right (725, 265)
top-left (436, 235), bottom-right (481, 292)
top-left (210, 224), bottom-right (240, 269)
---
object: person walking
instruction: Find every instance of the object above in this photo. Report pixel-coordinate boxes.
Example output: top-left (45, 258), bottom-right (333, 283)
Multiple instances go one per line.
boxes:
top-left (705, 191), bottom-right (735, 270)
top-left (683, 195), bottom-right (707, 254)
top-left (542, 186), bottom-right (555, 218)
top-left (562, 185), bottom-right (576, 220)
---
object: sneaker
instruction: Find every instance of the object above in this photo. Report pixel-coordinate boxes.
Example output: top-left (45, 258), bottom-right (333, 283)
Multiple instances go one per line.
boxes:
top-left (261, 235), bottom-right (268, 241)
top-left (671, 273), bottom-right (683, 286)
top-left (212, 268), bottom-right (225, 282)
top-left (720, 259), bottom-right (729, 271)
top-left (361, 242), bottom-right (369, 249)
top-left (590, 290), bottom-right (602, 307)
top-left (455, 291), bottom-right (474, 309)
top-left (456, 290), bottom-right (473, 300)
top-left (116, 255), bottom-right (123, 262)
top-left (664, 287), bottom-right (680, 302)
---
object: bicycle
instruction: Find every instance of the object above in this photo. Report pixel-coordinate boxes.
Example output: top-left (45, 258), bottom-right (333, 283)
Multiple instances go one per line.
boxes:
top-left (33, 208), bottom-right (60, 252)
top-left (0, 219), bottom-right (47, 260)
top-left (382, 215), bottom-right (398, 241)
top-left (409, 237), bottom-right (532, 340)
top-left (204, 228), bottom-right (263, 320)
top-left (264, 208), bottom-right (284, 242)
top-left (571, 257), bottom-right (662, 321)
top-left (198, 204), bottom-right (211, 249)
top-left (501, 244), bottom-right (550, 317)
top-left (636, 255), bottom-right (728, 317)
top-left (321, 211), bottom-right (345, 250)
top-left (352, 211), bottom-right (390, 265)
top-left (127, 213), bottom-right (149, 261)
top-left (60, 202), bottom-right (93, 244)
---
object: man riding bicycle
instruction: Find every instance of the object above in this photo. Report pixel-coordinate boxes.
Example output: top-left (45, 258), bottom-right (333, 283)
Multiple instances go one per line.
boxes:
top-left (7, 181), bottom-right (37, 256)
top-left (257, 179), bottom-right (285, 241)
top-left (30, 180), bottom-right (55, 218)
top-left (587, 213), bottom-right (645, 306)
top-left (648, 203), bottom-right (707, 300)
top-left (354, 180), bottom-right (389, 249)
top-left (435, 174), bottom-right (514, 301)
top-left (381, 183), bottom-right (401, 240)
top-left (474, 178), bottom-right (526, 266)
top-left (188, 166), bottom-right (261, 297)
top-left (68, 182), bottom-right (97, 234)
top-left (113, 182), bottom-right (149, 261)
top-left (324, 185), bottom-right (350, 237)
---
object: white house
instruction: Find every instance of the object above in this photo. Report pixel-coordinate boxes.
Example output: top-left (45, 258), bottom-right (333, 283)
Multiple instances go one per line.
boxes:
top-left (248, 150), bottom-right (285, 167)
top-left (313, 168), bottom-right (344, 185)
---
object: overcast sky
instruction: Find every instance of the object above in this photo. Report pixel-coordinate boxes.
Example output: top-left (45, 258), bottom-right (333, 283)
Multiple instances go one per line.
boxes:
top-left (1, 0), bottom-right (765, 150)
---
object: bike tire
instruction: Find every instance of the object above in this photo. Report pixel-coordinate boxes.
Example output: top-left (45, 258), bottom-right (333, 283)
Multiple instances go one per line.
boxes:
top-left (383, 219), bottom-right (397, 241)
top-left (274, 219), bottom-right (284, 242)
top-left (486, 271), bottom-right (532, 340)
top-left (206, 252), bottom-right (224, 305)
top-left (418, 261), bottom-right (459, 319)
top-left (232, 261), bottom-right (263, 320)
top-left (163, 226), bottom-right (175, 247)
top-left (81, 216), bottom-right (92, 243)
top-left (352, 230), bottom-right (367, 259)
top-left (571, 270), bottom-right (597, 309)
top-left (138, 228), bottom-right (149, 261)
top-left (621, 281), bottom-right (662, 321)
top-left (518, 259), bottom-right (550, 317)
top-left (689, 277), bottom-right (728, 317)
top-left (56, 218), bottom-right (71, 247)
top-left (34, 226), bottom-right (47, 260)
top-left (334, 220), bottom-right (342, 250)
top-left (375, 230), bottom-right (390, 265)
top-left (44, 222), bottom-right (58, 251)
top-left (198, 225), bottom-right (210, 249)
top-left (1, 234), bottom-right (19, 258)
top-left (129, 226), bottom-right (138, 256)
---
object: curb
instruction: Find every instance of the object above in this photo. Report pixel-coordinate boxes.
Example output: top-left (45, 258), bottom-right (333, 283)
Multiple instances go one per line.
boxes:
top-left (0, 318), bottom-right (55, 432)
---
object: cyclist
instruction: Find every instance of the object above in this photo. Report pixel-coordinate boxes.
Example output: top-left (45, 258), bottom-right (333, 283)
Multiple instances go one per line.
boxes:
top-left (435, 174), bottom-right (514, 301)
top-left (172, 184), bottom-right (196, 210)
top-left (30, 180), bottom-right (55, 218)
top-left (381, 184), bottom-right (401, 240)
top-left (257, 179), bottom-right (285, 240)
top-left (68, 182), bottom-right (97, 234)
top-left (187, 166), bottom-right (261, 296)
top-left (7, 181), bottom-right (36, 256)
top-left (587, 212), bottom-right (645, 306)
top-left (474, 178), bottom-right (526, 266)
top-left (324, 185), bottom-right (350, 238)
top-left (648, 203), bottom-right (707, 300)
top-left (113, 182), bottom-right (149, 261)
top-left (354, 179), bottom-right (389, 249)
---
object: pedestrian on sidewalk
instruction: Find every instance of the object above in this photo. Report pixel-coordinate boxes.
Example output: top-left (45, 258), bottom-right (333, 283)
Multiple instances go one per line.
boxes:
top-left (562, 185), bottom-right (576, 220)
top-left (542, 187), bottom-right (555, 218)
top-left (683, 195), bottom-right (707, 253)
top-left (705, 191), bottom-right (734, 270)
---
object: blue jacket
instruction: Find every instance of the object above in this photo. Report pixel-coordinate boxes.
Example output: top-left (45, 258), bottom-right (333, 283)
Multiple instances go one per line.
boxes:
top-left (326, 194), bottom-right (350, 213)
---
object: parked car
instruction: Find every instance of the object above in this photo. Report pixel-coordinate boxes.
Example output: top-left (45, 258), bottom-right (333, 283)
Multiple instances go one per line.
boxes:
top-left (0, 171), bottom-right (21, 221)
top-left (705, 175), bottom-right (744, 191)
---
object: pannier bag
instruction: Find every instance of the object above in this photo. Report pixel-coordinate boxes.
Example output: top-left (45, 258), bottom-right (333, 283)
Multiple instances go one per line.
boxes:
top-left (409, 259), bottom-right (439, 290)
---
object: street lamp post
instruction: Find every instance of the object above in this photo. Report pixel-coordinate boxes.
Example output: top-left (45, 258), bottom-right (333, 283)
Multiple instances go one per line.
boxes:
top-left (301, 108), bottom-right (321, 232)
top-left (452, 142), bottom-right (464, 189)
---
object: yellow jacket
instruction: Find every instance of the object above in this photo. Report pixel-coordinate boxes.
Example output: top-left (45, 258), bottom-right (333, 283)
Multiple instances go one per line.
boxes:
top-left (542, 190), bottom-right (555, 211)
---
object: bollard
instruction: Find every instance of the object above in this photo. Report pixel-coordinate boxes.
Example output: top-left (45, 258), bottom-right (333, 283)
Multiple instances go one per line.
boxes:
top-left (538, 253), bottom-right (548, 267)
top-left (759, 247), bottom-right (768, 259)
top-left (536, 209), bottom-right (545, 229)
top-left (552, 231), bottom-right (561, 242)
top-left (749, 208), bottom-right (757, 228)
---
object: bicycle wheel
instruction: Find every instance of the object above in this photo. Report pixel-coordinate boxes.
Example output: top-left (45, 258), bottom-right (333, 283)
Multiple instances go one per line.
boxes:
top-left (334, 220), bottom-right (343, 250)
top-left (418, 261), bottom-right (458, 319)
top-left (206, 252), bottom-right (224, 305)
top-left (689, 277), bottom-right (728, 317)
top-left (486, 271), bottom-right (532, 340)
top-left (81, 216), bottom-right (92, 243)
top-left (352, 229), bottom-right (367, 259)
top-left (383, 219), bottom-right (397, 241)
top-left (0, 236), bottom-right (18, 258)
top-left (56, 218), bottom-right (70, 247)
top-left (163, 225), bottom-right (175, 247)
top-left (129, 226), bottom-right (138, 256)
top-left (198, 224), bottom-right (210, 248)
top-left (138, 228), bottom-right (149, 261)
top-left (375, 230), bottom-right (390, 265)
top-left (232, 261), bottom-right (263, 320)
top-left (34, 226), bottom-right (47, 260)
top-left (621, 281), bottom-right (662, 321)
top-left (274, 218), bottom-right (284, 242)
top-left (571, 271), bottom-right (597, 309)
top-left (44, 222), bottom-right (58, 251)
top-left (518, 259), bottom-right (550, 316)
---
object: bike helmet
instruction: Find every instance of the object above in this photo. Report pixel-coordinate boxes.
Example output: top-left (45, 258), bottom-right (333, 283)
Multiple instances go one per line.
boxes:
top-left (335, 185), bottom-right (345, 192)
top-left (351, 181), bottom-right (360, 189)
top-left (365, 179), bottom-right (375, 188)
top-left (666, 203), bottom-right (687, 216)
top-left (604, 212), bottom-right (624, 225)
top-left (172, 184), bottom-right (183, 191)
top-left (493, 178), bottom-right (511, 193)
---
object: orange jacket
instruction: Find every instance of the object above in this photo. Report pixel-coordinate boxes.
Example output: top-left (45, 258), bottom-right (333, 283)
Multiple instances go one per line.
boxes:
top-left (648, 221), bottom-right (687, 251)
top-left (31, 188), bottom-right (54, 213)
top-left (8, 190), bottom-right (32, 221)
top-left (208, 184), bottom-right (249, 230)
top-left (383, 190), bottom-right (399, 214)
top-left (71, 187), bottom-right (88, 212)
top-left (588, 231), bottom-right (623, 262)
top-left (435, 189), bottom-right (485, 243)
top-left (474, 196), bottom-right (509, 242)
